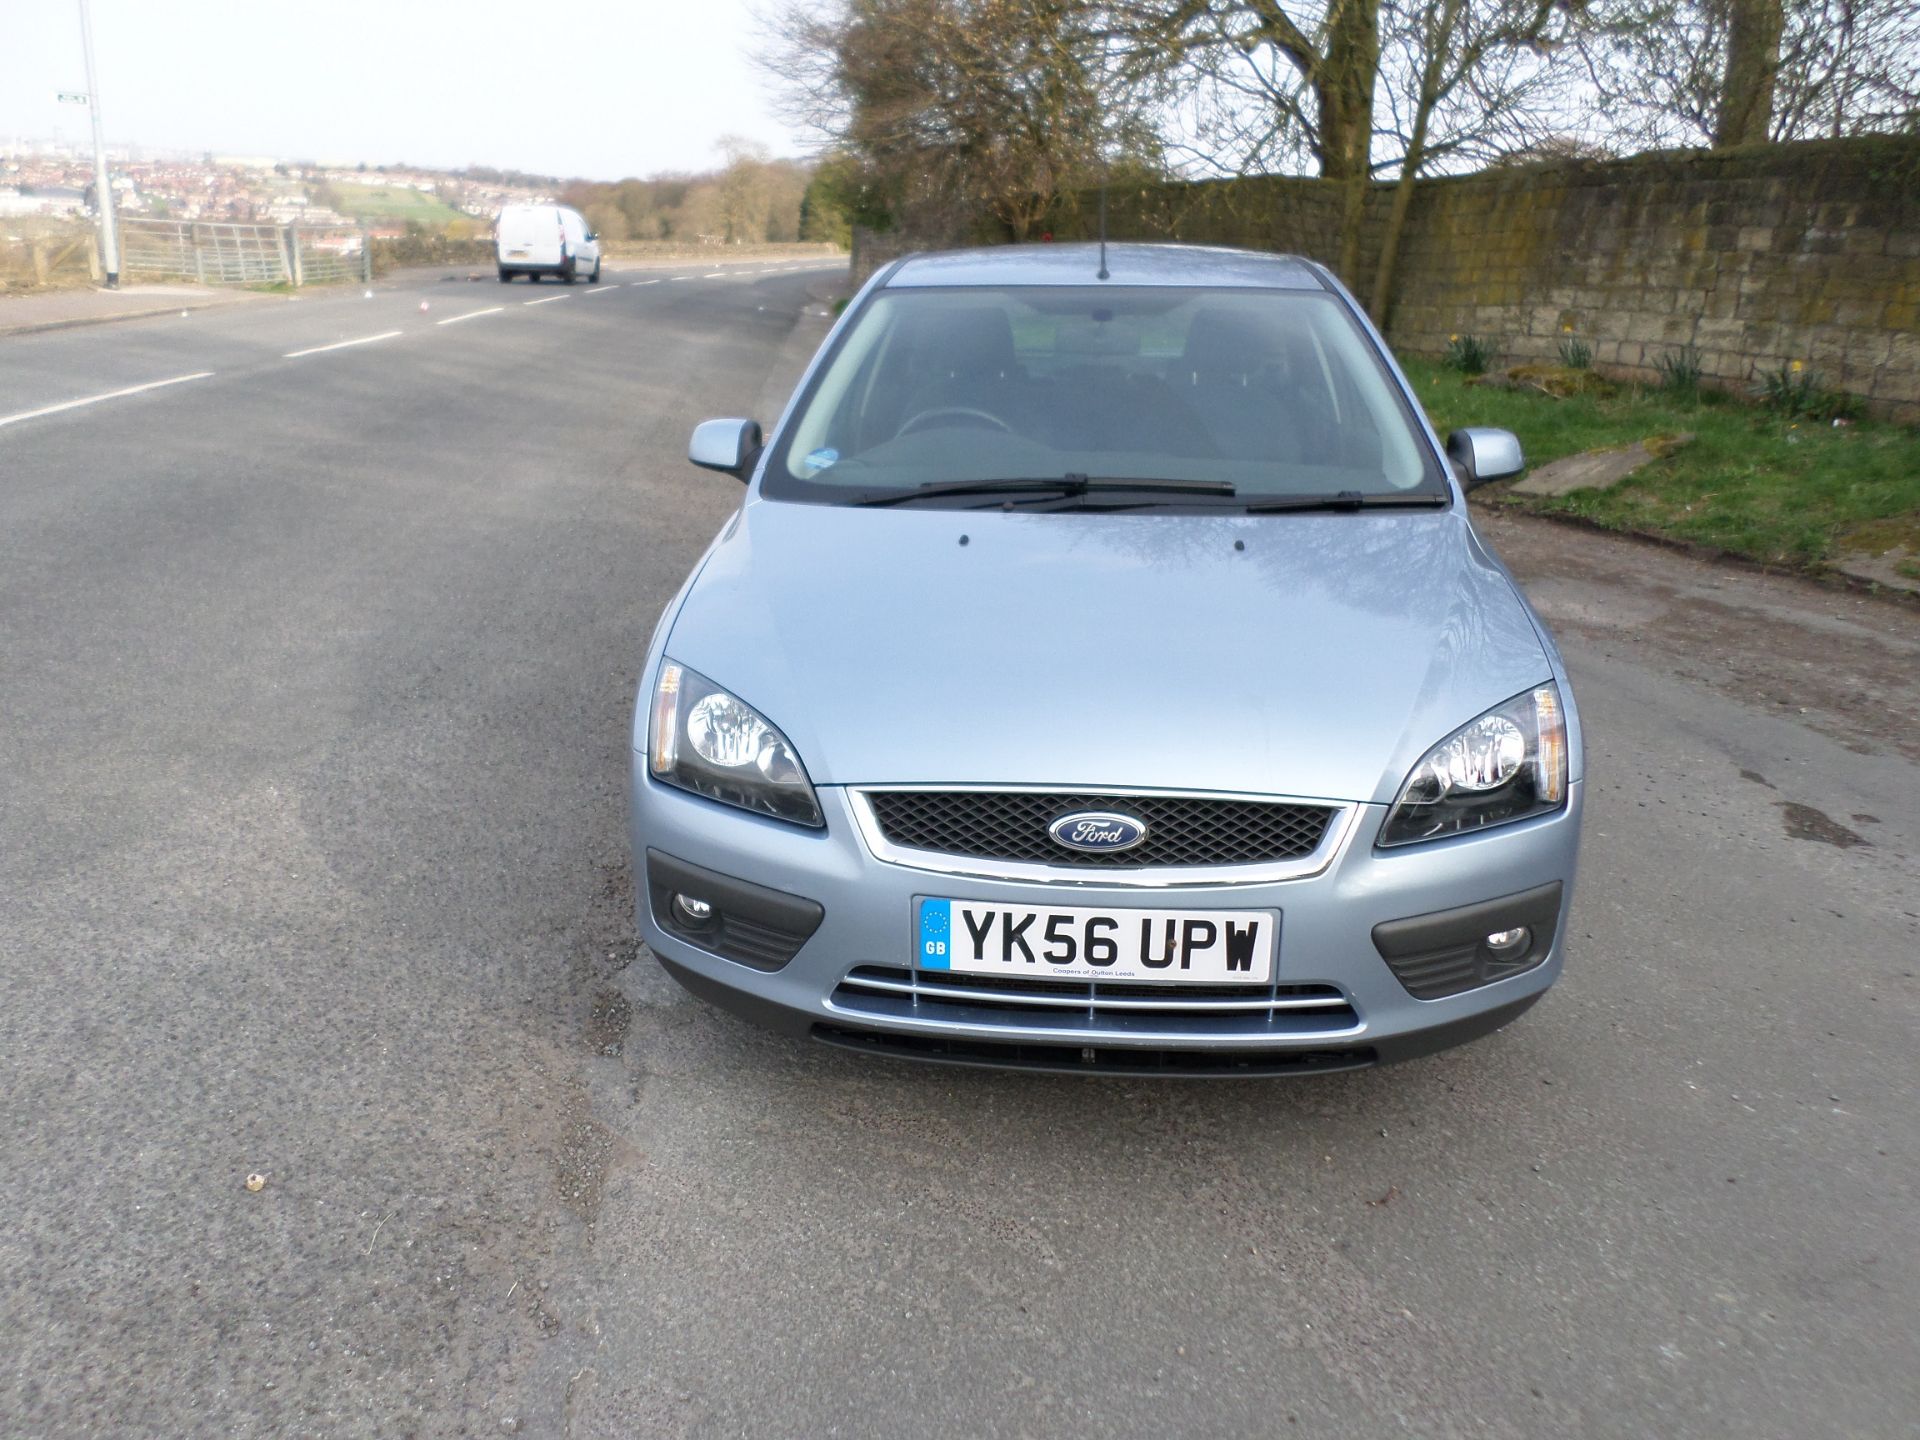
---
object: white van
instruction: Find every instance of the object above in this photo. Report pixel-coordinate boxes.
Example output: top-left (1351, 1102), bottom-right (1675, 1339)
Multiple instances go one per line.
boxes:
top-left (495, 204), bottom-right (602, 284)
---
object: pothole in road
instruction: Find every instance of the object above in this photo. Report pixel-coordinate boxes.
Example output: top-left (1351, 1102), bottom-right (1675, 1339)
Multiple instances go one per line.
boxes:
top-left (554, 1111), bottom-right (621, 1223)
top-left (547, 859), bottom-right (648, 1227)
top-left (587, 988), bottom-right (632, 1058)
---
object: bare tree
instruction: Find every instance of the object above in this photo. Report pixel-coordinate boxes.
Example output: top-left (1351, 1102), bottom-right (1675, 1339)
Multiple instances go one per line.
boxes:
top-left (1369, 0), bottom-right (1585, 318)
top-left (1714, 0), bottom-right (1784, 144)
top-left (1576, 0), bottom-right (1917, 149)
top-left (716, 136), bottom-right (775, 243)
top-left (1576, 1), bottom-right (1721, 147)
top-left (581, 200), bottom-right (632, 241)
top-left (767, 0), bottom-right (1147, 241)
top-left (1118, 0), bottom-right (1383, 276)
top-left (1772, 0), bottom-right (1920, 138)
top-left (563, 151), bottom-right (813, 247)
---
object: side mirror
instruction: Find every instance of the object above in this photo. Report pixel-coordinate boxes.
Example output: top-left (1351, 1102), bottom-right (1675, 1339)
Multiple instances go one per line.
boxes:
top-left (1446, 427), bottom-right (1526, 488)
top-left (689, 418), bottom-right (763, 481)
top-left (585, 231), bottom-right (598, 242)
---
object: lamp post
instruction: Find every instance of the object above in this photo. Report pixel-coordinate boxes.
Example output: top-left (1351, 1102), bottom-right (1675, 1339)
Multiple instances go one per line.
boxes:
top-left (78, 0), bottom-right (119, 287)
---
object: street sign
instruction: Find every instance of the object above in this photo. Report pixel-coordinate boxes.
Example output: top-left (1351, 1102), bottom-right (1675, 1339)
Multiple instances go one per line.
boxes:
top-left (57, 91), bottom-right (90, 104)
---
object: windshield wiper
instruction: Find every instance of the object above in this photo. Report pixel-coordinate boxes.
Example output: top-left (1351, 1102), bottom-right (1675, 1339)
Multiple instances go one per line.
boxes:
top-left (849, 474), bottom-right (1237, 507)
top-left (1243, 490), bottom-right (1450, 515)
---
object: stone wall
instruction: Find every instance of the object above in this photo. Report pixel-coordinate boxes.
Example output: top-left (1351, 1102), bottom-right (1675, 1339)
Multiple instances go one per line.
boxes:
top-left (850, 226), bottom-right (915, 287)
top-left (1056, 137), bottom-right (1920, 423)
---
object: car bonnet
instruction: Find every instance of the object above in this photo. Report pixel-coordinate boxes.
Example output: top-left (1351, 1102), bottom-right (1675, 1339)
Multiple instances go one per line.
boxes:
top-left (661, 499), bottom-right (1553, 806)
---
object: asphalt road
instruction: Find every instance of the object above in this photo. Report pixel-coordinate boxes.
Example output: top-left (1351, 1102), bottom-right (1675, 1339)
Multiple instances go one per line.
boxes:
top-left (2, 260), bottom-right (1915, 1439)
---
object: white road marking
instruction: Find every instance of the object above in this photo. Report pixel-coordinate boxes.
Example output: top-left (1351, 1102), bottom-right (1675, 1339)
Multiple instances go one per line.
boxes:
top-left (582, 285), bottom-right (615, 295)
top-left (436, 306), bottom-right (505, 326)
top-left (670, 275), bottom-right (695, 282)
top-left (633, 278), bottom-right (660, 286)
top-left (704, 272), bottom-right (726, 278)
top-left (0, 371), bottom-right (215, 430)
top-left (283, 330), bottom-right (403, 358)
top-left (523, 294), bottom-right (569, 306)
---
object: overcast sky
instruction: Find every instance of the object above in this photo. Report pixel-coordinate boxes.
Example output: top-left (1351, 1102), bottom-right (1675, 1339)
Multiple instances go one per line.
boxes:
top-left (1, 0), bottom-right (809, 179)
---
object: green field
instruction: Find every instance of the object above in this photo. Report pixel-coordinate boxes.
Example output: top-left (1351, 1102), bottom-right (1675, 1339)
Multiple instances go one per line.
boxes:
top-left (326, 181), bottom-right (468, 226)
top-left (1403, 359), bottom-right (1920, 577)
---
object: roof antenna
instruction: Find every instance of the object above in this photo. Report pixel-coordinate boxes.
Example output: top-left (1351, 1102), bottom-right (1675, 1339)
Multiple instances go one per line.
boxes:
top-left (1096, 174), bottom-right (1110, 281)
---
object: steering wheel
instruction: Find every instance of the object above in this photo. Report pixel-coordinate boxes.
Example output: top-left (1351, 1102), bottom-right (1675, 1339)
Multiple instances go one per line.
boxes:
top-left (896, 406), bottom-right (1013, 438)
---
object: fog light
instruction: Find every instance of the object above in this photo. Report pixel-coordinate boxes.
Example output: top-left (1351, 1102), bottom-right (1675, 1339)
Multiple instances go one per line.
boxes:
top-left (1484, 926), bottom-right (1530, 957)
top-left (673, 893), bottom-right (715, 925)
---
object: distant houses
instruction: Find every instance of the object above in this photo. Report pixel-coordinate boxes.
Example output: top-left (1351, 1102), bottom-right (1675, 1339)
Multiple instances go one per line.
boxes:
top-left (1, 146), bottom-right (551, 230)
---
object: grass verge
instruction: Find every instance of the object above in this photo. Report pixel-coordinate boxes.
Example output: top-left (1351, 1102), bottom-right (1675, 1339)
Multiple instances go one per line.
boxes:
top-left (1402, 359), bottom-right (1920, 574)
top-left (327, 182), bottom-right (469, 227)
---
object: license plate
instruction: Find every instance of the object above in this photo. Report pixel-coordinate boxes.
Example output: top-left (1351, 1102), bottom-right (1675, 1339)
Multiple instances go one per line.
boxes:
top-left (507, 248), bottom-right (529, 257)
top-left (917, 897), bottom-right (1275, 984)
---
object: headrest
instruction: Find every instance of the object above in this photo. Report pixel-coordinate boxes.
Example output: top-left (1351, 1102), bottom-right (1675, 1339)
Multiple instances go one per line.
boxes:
top-left (1182, 308), bottom-right (1278, 382)
top-left (929, 307), bottom-right (1016, 378)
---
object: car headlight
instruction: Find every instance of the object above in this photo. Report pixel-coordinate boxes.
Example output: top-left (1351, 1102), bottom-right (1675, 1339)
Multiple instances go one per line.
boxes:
top-left (648, 661), bottom-right (823, 828)
top-left (1379, 684), bottom-right (1568, 847)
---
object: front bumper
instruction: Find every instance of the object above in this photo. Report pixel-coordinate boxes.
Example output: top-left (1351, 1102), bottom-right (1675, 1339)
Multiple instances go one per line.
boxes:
top-left (629, 764), bottom-right (1583, 1075)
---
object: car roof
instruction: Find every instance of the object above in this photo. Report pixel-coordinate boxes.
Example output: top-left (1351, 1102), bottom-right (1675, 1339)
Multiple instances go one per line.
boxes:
top-left (883, 242), bottom-right (1329, 291)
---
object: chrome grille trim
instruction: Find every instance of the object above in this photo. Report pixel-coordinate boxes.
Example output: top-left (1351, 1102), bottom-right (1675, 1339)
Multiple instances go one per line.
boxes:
top-left (847, 785), bottom-right (1358, 888)
top-left (835, 966), bottom-right (1350, 1013)
top-left (827, 964), bottom-right (1365, 1041)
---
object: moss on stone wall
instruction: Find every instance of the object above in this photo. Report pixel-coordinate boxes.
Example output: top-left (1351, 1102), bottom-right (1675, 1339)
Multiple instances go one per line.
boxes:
top-left (1051, 137), bottom-right (1920, 422)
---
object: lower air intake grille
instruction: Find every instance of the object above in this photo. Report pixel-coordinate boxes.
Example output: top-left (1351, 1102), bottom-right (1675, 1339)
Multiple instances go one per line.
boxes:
top-left (864, 790), bottom-right (1337, 867)
top-left (813, 1026), bottom-right (1377, 1077)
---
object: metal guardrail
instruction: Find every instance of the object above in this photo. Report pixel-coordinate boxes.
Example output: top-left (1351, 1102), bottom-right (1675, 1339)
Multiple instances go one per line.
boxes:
top-left (119, 218), bottom-right (371, 287)
top-left (117, 218), bottom-right (198, 281)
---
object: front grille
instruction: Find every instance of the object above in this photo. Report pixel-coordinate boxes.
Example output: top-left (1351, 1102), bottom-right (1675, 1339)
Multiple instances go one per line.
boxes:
top-left (828, 964), bottom-right (1361, 1041)
top-left (864, 790), bottom-right (1337, 868)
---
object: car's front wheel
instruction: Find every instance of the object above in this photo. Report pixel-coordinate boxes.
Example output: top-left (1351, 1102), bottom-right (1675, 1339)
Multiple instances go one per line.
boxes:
top-left (588, 260), bottom-right (601, 283)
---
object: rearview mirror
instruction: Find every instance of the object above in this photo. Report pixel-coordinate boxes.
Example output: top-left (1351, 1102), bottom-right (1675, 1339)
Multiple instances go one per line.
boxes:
top-left (1445, 428), bottom-right (1526, 488)
top-left (689, 418), bottom-right (763, 481)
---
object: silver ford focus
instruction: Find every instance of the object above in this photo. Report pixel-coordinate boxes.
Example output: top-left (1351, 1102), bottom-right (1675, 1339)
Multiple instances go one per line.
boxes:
top-left (629, 243), bottom-right (1583, 1076)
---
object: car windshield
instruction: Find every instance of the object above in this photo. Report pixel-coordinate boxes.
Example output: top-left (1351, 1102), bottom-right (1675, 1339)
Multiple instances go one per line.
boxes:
top-left (762, 284), bottom-right (1444, 507)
